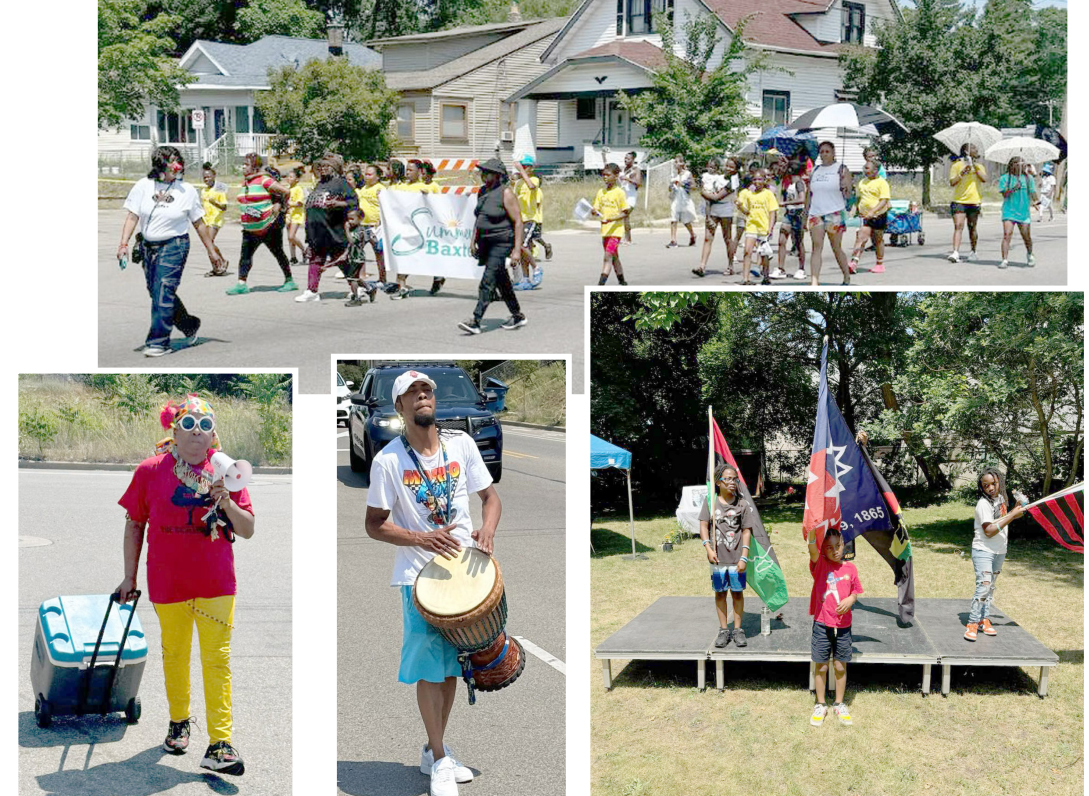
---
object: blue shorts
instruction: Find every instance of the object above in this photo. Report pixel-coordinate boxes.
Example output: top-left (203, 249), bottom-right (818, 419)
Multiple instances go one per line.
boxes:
top-left (710, 564), bottom-right (746, 593)
top-left (398, 585), bottom-right (460, 684)
top-left (811, 621), bottom-right (853, 663)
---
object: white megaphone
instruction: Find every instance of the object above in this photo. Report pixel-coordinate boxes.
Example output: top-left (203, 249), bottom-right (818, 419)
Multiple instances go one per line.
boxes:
top-left (210, 452), bottom-right (253, 492)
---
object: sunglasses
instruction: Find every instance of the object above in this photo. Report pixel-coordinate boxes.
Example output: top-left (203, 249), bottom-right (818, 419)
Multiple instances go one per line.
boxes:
top-left (177, 414), bottom-right (215, 433)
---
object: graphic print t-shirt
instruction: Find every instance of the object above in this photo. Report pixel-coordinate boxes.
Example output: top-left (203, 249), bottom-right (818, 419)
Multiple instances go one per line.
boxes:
top-left (368, 431), bottom-right (494, 586)
top-left (973, 495), bottom-right (1009, 555)
top-left (118, 452), bottom-right (254, 604)
top-left (809, 557), bottom-right (863, 628)
top-left (698, 493), bottom-right (756, 567)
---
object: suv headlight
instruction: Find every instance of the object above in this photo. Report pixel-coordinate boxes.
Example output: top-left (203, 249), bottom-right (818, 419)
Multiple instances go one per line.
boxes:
top-left (376, 415), bottom-right (403, 430)
top-left (470, 416), bottom-right (498, 433)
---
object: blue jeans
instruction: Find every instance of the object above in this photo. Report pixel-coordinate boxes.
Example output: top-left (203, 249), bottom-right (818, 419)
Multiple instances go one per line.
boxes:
top-left (969, 548), bottom-right (1005, 623)
top-left (142, 235), bottom-right (198, 348)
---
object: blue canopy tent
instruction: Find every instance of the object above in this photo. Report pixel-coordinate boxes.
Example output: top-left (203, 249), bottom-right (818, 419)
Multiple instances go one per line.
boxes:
top-left (590, 435), bottom-right (642, 559)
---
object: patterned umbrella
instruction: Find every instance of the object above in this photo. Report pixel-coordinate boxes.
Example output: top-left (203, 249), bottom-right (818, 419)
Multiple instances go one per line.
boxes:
top-left (933, 122), bottom-right (1003, 158)
top-left (787, 102), bottom-right (907, 137)
top-left (757, 126), bottom-right (819, 159)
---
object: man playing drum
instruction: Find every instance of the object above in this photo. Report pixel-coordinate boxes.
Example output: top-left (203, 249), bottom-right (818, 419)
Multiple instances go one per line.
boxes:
top-left (365, 370), bottom-right (502, 796)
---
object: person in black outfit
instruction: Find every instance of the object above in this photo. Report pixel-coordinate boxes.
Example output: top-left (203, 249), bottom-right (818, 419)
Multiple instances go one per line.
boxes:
top-left (458, 159), bottom-right (526, 334)
top-left (295, 154), bottom-right (359, 303)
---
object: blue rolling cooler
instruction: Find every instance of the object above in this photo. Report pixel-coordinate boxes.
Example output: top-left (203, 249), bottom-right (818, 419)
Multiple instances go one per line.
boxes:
top-left (31, 592), bottom-right (148, 728)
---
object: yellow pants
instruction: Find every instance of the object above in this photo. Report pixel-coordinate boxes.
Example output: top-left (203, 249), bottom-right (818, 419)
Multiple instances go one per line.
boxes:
top-left (153, 596), bottom-right (235, 743)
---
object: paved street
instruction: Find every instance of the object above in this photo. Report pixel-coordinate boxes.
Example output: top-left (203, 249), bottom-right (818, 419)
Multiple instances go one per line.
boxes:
top-left (19, 469), bottom-right (292, 796)
top-left (336, 425), bottom-right (566, 796)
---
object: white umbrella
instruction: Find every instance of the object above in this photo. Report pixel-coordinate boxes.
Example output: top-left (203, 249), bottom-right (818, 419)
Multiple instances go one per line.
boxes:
top-left (984, 136), bottom-right (1061, 165)
top-left (788, 102), bottom-right (908, 137)
top-left (934, 122), bottom-right (1003, 158)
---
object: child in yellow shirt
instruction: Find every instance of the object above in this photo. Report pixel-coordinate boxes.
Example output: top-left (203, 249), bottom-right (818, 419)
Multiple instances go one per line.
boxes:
top-left (286, 167), bottom-right (307, 265)
top-left (849, 160), bottom-right (891, 274)
top-left (591, 163), bottom-right (631, 286)
top-left (200, 163), bottom-right (229, 276)
top-left (736, 168), bottom-right (779, 285)
top-left (513, 155), bottom-right (552, 290)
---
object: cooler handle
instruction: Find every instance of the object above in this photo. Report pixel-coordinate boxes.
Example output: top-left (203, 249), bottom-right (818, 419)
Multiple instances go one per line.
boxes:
top-left (77, 590), bottom-right (141, 716)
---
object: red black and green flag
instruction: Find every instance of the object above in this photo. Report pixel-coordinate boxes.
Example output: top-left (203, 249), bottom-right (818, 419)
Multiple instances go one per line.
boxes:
top-left (1025, 484), bottom-right (1084, 553)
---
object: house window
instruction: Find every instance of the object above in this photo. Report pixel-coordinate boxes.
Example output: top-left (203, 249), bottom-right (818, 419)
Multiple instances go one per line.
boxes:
top-left (235, 106), bottom-right (251, 134)
top-left (440, 103), bottom-right (468, 141)
top-left (396, 103), bottom-right (415, 141)
top-left (616, 0), bottom-right (623, 35)
top-left (156, 110), bottom-right (196, 143)
top-left (576, 97), bottom-right (597, 121)
top-left (762, 91), bottom-right (791, 127)
top-left (626, 0), bottom-right (673, 36)
top-left (842, 2), bottom-right (865, 44)
top-left (129, 124), bottom-right (151, 141)
top-left (253, 107), bottom-right (267, 133)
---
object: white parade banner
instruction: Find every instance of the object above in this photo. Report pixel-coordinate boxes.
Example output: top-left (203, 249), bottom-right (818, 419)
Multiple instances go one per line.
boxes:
top-left (378, 191), bottom-right (482, 280)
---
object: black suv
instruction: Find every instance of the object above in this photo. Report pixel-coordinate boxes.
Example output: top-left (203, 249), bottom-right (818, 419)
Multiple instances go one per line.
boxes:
top-left (347, 362), bottom-right (504, 481)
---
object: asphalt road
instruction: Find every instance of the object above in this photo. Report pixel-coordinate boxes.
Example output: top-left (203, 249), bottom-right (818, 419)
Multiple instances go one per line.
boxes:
top-left (19, 468), bottom-right (292, 796)
top-left (98, 211), bottom-right (585, 395)
top-left (336, 424), bottom-right (567, 796)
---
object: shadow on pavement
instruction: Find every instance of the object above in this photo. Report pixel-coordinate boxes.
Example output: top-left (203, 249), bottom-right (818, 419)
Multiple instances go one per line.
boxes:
top-left (33, 745), bottom-right (240, 796)
top-left (338, 760), bottom-right (424, 796)
top-left (337, 464), bottom-right (370, 489)
top-left (19, 711), bottom-right (128, 748)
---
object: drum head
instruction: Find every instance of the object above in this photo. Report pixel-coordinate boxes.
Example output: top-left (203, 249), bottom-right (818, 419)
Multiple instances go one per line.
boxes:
top-left (415, 547), bottom-right (497, 617)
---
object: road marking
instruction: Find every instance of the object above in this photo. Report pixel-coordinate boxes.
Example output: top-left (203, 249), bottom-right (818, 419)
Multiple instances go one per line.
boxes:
top-left (504, 450), bottom-right (537, 460)
top-left (513, 636), bottom-right (565, 675)
top-left (337, 431), bottom-right (349, 438)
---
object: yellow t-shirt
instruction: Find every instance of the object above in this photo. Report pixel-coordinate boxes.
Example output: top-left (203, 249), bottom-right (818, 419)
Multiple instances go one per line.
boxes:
top-left (391, 181), bottom-right (439, 194)
top-left (950, 160), bottom-right (986, 205)
top-left (201, 183), bottom-right (228, 227)
top-left (516, 175), bottom-right (544, 223)
top-left (593, 186), bottom-right (628, 238)
top-left (287, 184), bottom-right (306, 224)
top-left (857, 176), bottom-right (891, 216)
top-left (736, 188), bottom-right (779, 236)
top-left (358, 182), bottom-right (385, 225)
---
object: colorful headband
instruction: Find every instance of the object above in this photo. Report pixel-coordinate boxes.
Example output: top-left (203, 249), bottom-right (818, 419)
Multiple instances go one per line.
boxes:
top-left (155, 394), bottom-right (220, 456)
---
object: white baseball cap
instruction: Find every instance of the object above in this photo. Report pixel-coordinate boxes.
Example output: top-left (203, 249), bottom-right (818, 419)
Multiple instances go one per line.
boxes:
top-left (392, 370), bottom-right (437, 406)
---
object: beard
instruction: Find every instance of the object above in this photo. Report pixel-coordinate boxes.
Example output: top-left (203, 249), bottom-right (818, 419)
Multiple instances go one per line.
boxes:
top-left (413, 410), bottom-right (436, 428)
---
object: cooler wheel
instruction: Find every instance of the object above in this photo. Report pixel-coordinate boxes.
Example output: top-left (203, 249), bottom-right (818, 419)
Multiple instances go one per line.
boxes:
top-left (35, 695), bottom-right (52, 728)
top-left (917, 232), bottom-right (926, 245)
top-left (125, 696), bottom-right (141, 724)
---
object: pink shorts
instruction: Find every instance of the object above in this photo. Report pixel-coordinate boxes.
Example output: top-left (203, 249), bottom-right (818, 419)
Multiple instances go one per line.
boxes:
top-left (602, 237), bottom-right (621, 255)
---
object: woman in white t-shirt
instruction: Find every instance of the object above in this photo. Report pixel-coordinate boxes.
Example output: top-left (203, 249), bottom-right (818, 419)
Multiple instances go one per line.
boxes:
top-left (693, 156), bottom-right (740, 277)
top-left (803, 141), bottom-right (853, 287)
top-left (964, 468), bottom-right (1025, 641)
top-left (118, 146), bottom-right (226, 357)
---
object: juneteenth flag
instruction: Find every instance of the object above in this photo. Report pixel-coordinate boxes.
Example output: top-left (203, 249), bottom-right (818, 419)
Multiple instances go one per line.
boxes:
top-left (707, 407), bottom-right (789, 612)
top-left (803, 338), bottom-right (915, 622)
top-left (1025, 483), bottom-right (1084, 553)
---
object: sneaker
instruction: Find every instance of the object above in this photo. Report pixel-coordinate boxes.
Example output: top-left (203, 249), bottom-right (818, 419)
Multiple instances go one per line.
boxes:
top-left (832, 702), bottom-right (853, 725)
top-left (163, 718), bottom-right (191, 754)
top-left (276, 278), bottom-right (299, 292)
top-left (810, 703), bottom-right (828, 727)
top-left (870, 263), bottom-right (885, 274)
top-left (733, 627), bottom-right (747, 647)
top-left (430, 277), bottom-right (446, 295)
top-left (458, 318), bottom-right (482, 335)
top-left (531, 268), bottom-right (543, 287)
top-left (998, 259), bottom-right (1009, 269)
top-left (964, 622), bottom-right (978, 642)
top-left (714, 627), bottom-right (731, 648)
top-left (617, 277), bottom-right (628, 286)
top-left (1027, 254), bottom-right (1036, 267)
top-left (295, 290), bottom-right (320, 302)
top-left (689, 237), bottom-right (697, 247)
top-left (543, 242), bottom-right (553, 260)
top-left (225, 282), bottom-right (250, 295)
top-left (142, 345), bottom-right (170, 358)
top-left (501, 315), bottom-right (528, 330)
top-left (429, 756), bottom-right (458, 796)
top-left (383, 282), bottom-right (401, 294)
top-left (179, 318), bottom-right (201, 347)
top-left (760, 277), bottom-right (771, 286)
top-left (666, 241), bottom-right (678, 249)
top-left (421, 745), bottom-right (473, 783)
top-left (966, 250), bottom-right (977, 262)
top-left (793, 269), bottom-right (806, 280)
top-left (750, 268), bottom-right (761, 279)
top-left (345, 295), bottom-right (363, 307)
top-left (390, 287), bottom-right (410, 300)
top-left (289, 257), bottom-right (299, 265)
top-left (598, 275), bottom-right (609, 286)
top-left (367, 285), bottom-right (378, 303)
top-left (848, 259), bottom-right (858, 274)
top-left (200, 741), bottom-right (245, 776)
top-left (947, 252), bottom-right (961, 264)
top-left (769, 268), bottom-right (788, 279)
top-left (513, 279), bottom-right (532, 291)
top-left (980, 618), bottom-right (997, 636)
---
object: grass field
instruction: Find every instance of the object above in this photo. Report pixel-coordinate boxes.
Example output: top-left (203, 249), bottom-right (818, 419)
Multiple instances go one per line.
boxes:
top-left (498, 361), bottom-right (566, 427)
top-left (590, 500), bottom-right (1083, 796)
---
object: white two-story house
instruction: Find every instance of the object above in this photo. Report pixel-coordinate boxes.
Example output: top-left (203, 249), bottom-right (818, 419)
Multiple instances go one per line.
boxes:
top-left (505, 0), bottom-right (901, 170)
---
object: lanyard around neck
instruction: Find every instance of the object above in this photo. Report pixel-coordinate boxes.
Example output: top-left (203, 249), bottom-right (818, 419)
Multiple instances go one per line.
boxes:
top-left (403, 436), bottom-right (453, 525)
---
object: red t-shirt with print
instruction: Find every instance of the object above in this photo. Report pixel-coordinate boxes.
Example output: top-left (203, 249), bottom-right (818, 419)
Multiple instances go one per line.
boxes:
top-left (809, 556), bottom-right (863, 628)
top-left (119, 452), bottom-right (253, 604)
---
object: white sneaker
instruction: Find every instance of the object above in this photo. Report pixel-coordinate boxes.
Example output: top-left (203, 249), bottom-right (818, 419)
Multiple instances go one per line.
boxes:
top-left (998, 259), bottom-right (1009, 269)
top-left (421, 745), bottom-right (473, 783)
top-left (966, 250), bottom-right (977, 262)
top-left (947, 251), bottom-right (960, 263)
top-left (429, 756), bottom-right (459, 796)
top-left (810, 702), bottom-right (828, 727)
top-left (793, 269), bottom-right (806, 280)
top-left (769, 268), bottom-right (788, 279)
top-left (295, 290), bottom-right (320, 302)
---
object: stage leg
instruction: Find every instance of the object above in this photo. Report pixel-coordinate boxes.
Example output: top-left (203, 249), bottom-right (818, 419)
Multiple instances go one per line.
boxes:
top-left (941, 664), bottom-right (951, 696)
top-left (1039, 666), bottom-right (1050, 698)
top-left (716, 659), bottom-right (724, 691)
top-left (601, 659), bottom-right (612, 690)
top-left (697, 659), bottom-right (706, 691)
top-left (922, 663), bottom-right (931, 696)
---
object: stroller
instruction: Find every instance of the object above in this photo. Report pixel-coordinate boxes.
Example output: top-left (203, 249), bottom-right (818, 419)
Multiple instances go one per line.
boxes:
top-left (886, 200), bottom-right (925, 246)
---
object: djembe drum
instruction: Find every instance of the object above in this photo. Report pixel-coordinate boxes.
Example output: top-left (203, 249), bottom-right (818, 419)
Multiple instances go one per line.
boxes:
top-left (413, 547), bottom-right (524, 704)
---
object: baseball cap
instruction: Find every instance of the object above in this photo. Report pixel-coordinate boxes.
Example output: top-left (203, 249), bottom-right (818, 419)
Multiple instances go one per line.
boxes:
top-left (519, 154), bottom-right (536, 166)
top-left (392, 370), bottom-right (437, 405)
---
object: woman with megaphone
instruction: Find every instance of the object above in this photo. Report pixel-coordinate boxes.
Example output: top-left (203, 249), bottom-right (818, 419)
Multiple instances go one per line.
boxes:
top-left (115, 395), bottom-right (255, 776)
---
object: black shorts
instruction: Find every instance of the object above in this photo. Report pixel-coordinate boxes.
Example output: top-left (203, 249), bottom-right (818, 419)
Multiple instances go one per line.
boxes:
top-left (950, 202), bottom-right (981, 221)
top-left (522, 221), bottom-right (543, 248)
top-left (339, 259), bottom-right (363, 280)
top-left (811, 621), bottom-right (853, 663)
top-left (863, 214), bottom-right (888, 230)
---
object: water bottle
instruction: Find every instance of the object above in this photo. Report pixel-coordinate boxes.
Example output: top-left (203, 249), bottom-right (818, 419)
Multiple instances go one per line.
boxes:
top-left (761, 605), bottom-right (771, 636)
top-left (118, 254), bottom-right (127, 271)
top-left (1013, 490), bottom-right (1028, 508)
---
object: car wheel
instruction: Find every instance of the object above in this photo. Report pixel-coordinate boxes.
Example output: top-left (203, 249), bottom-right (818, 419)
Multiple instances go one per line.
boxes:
top-left (488, 461), bottom-right (502, 483)
top-left (349, 431), bottom-right (365, 473)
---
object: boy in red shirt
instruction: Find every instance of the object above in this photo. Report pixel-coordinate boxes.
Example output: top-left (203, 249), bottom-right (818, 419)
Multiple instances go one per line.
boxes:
top-left (808, 526), bottom-right (862, 726)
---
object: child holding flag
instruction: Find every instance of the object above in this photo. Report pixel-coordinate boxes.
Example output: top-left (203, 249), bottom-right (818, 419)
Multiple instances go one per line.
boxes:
top-left (965, 469), bottom-right (1025, 641)
top-left (699, 463), bottom-right (755, 648)
top-left (808, 526), bottom-right (863, 726)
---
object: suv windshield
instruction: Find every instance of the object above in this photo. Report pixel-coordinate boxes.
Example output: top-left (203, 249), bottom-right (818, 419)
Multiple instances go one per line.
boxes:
top-left (373, 369), bottom-right (481, 407)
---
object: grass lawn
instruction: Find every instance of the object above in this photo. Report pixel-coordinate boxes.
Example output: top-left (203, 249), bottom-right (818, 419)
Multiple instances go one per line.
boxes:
top-left (590, 500), bottom-right (1083, 796)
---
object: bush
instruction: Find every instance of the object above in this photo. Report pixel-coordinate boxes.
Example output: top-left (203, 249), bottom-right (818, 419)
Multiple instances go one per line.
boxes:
top-left (257, 404), bottom-right (292, 465)
top-left (20, 409), bottom-right (60, 458)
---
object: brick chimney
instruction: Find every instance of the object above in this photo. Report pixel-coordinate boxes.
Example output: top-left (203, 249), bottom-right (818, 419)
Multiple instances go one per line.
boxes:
top-left (327, 13), bottom-right (344, 57)
top-left (508, 2), bottom-right (522, 22)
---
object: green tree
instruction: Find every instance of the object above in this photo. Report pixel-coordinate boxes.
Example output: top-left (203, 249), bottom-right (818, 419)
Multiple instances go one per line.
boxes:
top-left (237, 0), bottom-right (326, 40)
top-left (255, 56), bottom-right (400, 162)
top-left (98, 0), bottom-right (193, 129)
top-left (618, 13), bottom-right (765, 168)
